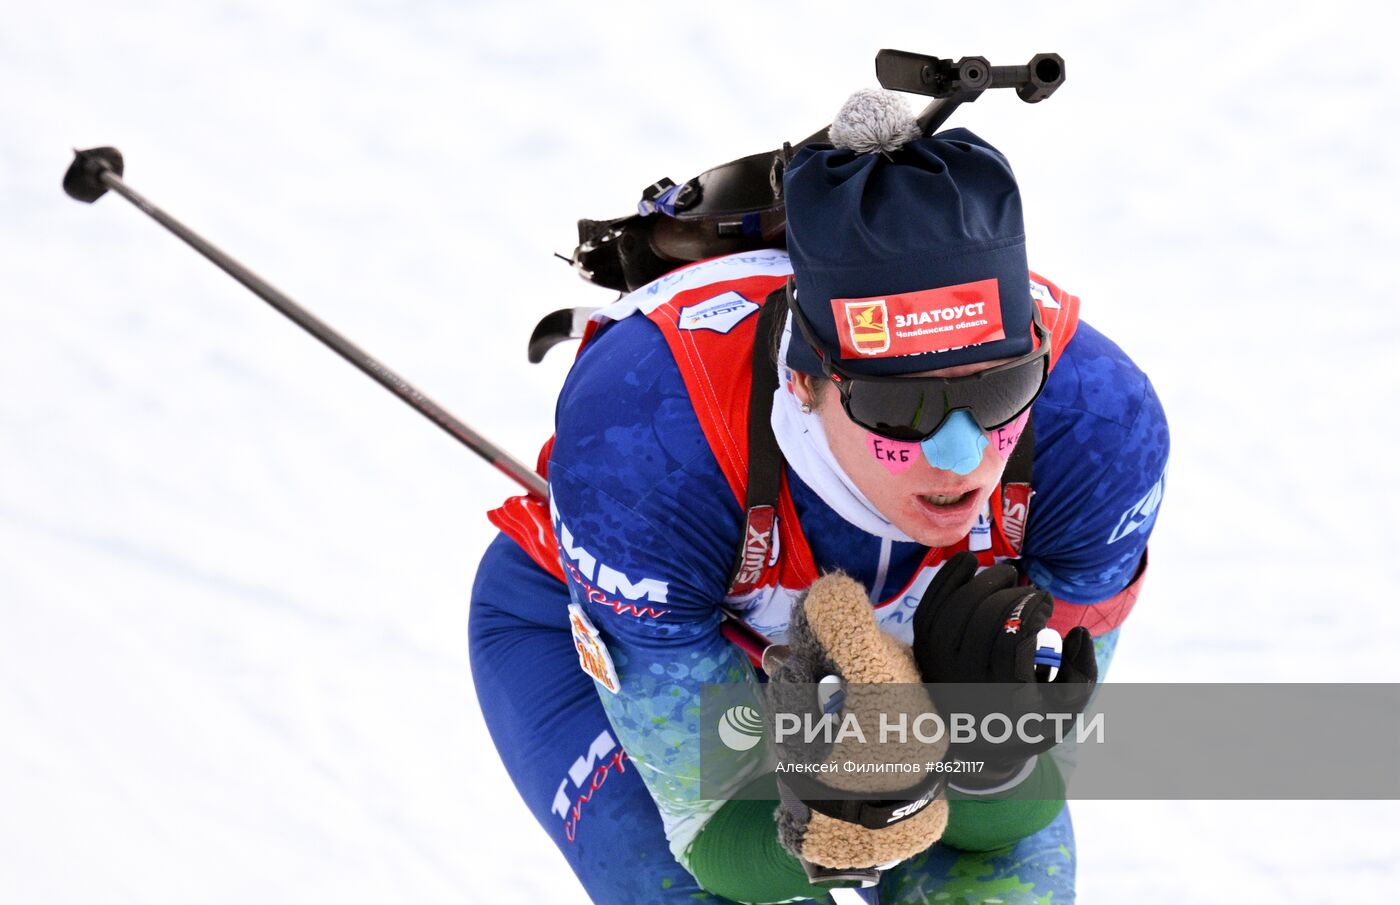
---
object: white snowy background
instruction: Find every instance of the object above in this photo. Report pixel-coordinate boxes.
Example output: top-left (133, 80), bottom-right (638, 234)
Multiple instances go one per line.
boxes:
top-left (2, 1), bottom-right (1397, 902)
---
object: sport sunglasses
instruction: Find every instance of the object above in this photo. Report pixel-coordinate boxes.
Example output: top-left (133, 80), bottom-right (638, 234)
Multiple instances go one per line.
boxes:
top-left (785, 279), bottom-right (1052, 443)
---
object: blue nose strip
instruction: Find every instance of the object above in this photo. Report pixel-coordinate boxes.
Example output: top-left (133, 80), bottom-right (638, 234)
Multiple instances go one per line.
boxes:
top-left (920, 410), bottom-right (989, 475)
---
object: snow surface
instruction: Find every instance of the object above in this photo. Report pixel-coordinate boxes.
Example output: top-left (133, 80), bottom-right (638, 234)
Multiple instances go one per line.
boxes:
top-left (2, 1), bottom-right (1397, 902)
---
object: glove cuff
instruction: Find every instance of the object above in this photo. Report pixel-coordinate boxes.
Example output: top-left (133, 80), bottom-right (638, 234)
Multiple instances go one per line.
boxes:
top-left (778, 771), bottom-right (947, 830)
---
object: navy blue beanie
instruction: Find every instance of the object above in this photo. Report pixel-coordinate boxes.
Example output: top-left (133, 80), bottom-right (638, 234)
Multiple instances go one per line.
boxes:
top-left (784, 108), bottom-right (1033, 377)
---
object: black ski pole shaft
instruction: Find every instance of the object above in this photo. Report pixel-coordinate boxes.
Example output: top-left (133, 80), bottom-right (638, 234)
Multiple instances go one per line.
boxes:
top-left (63, 146), bottom-right (548, 501)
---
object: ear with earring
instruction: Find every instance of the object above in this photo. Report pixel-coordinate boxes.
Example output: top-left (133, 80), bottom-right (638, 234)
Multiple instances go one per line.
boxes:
top-left (791, 370), bottom-right (815, 415)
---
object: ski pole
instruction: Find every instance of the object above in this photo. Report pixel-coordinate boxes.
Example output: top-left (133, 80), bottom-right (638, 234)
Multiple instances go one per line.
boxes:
top-left (62, 146), bottom-right (549, 501)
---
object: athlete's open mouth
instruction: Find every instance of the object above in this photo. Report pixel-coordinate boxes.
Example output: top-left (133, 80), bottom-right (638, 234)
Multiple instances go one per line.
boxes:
top-left (919, 490), bottom-right (974, 508)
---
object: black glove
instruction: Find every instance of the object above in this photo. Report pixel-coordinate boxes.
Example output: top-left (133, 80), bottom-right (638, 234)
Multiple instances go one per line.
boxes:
top-left (912, 552), bottom-right (1097, 766)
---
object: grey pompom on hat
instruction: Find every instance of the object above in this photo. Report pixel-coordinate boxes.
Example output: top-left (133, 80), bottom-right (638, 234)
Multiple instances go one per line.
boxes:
top-left (827, 89), bottom-right (920, 154)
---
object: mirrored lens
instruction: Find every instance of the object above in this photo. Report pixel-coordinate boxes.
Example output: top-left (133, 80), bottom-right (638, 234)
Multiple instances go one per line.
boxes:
top-left (843, 357), bottom-right (1047, 442)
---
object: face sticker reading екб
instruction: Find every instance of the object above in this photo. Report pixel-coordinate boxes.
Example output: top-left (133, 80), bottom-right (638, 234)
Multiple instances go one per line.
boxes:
top-left (866, 433), bottom-right (921, 475)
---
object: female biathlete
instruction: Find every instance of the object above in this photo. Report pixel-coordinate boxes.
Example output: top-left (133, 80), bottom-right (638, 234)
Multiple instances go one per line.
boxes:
top-left (470, 93), bottom-right (1168, 904)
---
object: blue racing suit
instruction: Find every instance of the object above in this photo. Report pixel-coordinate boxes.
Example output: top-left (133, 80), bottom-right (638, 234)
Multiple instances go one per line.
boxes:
top-left (470, 252), bottom-right (1168, 903)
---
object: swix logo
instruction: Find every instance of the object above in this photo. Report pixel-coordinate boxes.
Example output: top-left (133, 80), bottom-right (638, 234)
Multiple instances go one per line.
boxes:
top-left (1107, 472), bottom-right (1165, 545)
top-left (888, 789), bottom-right (935, 823)
top-left (844, 300), bottom-right (890, 355)
top-left (728, 506), bottom-right (778, 595)
top-left (552, 499), bottom-right (671, 618)
top-left (551, 730), bottom-right (629, 843)
top-left (1001, 484), bottom-right (1033, 554)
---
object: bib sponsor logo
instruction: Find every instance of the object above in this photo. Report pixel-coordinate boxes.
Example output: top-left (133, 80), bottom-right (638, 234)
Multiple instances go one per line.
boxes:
top-left (969, 507), bottom-right (992, 552)
top-left (639, 249), bottom-right (790, 302)
top-left (1029, 278), bottom-right (1061, 310)
top-left (678, 290), bottom-right (759, 334)
top-left (590, 249), bottom-right (789, 324)
top-left (833, 278), bottom-right (1005, 359)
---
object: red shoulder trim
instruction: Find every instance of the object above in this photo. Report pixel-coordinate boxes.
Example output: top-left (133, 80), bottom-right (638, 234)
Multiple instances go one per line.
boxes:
top-left (486, 437), bottom-right (562, 582)
top-left (1046, 550), bottom-right (1148, 638)
top-left (487, 494), bottom-right (564, 583)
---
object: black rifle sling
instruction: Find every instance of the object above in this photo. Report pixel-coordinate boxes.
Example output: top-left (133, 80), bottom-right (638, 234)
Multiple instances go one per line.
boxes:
top-left (724, 288), bottom-right (787, 596)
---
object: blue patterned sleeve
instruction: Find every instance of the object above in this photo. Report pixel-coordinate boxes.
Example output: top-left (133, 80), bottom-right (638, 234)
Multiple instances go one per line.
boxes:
top-left (1019, 320), bottom-right (1170, 604)
top-left (547, 315), bottom-right (760, 866)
